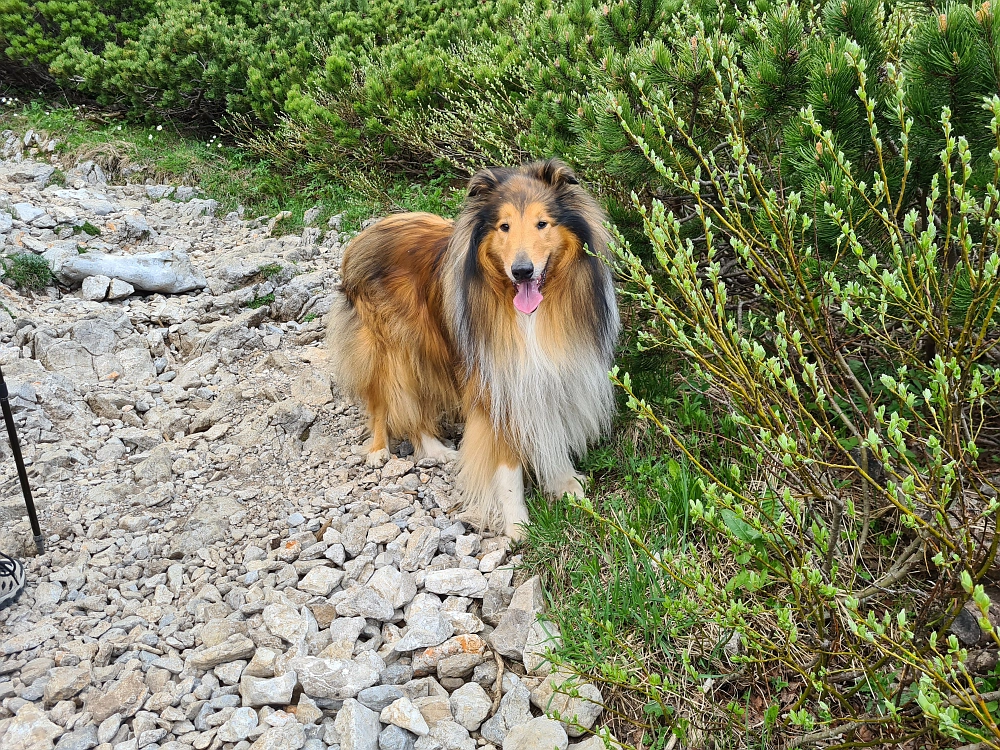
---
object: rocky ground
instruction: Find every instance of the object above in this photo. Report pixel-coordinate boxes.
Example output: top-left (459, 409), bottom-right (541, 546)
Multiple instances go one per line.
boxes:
top-left (0, 131), bottom-right (606, 750)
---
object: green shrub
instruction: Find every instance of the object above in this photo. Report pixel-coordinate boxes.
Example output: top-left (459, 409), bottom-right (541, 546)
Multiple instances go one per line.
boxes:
top-left (0, 0), bottom-right (113, 76)
top-left (53, 0), bottom-right (251, 122)
top-left (5, 0), bottom-right (528, 137)
top-left (3, 254), bottom-right (53, 291)
top-left (600, 21), bottom-right (1000, 745)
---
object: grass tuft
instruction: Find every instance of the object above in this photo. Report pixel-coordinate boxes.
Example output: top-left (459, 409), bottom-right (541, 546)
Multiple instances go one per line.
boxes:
top-left (257, 263), bottom-right (283, 279)
top-left (245, 293), bottom-right (275, 310)
top-left (522, 434), bottom-right (710, 747)
top-left (3, 254), bottom-right (54, 291)
top-left (74, 221), bottom-right (101, 236)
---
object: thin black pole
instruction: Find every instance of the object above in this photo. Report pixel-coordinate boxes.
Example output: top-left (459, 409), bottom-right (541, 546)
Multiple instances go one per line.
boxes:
top-left (0, 364), bottom-right (43, 554)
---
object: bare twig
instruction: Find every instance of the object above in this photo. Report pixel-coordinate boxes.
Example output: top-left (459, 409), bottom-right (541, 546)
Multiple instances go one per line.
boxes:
top-left (785, 720), bottom-right (862, 748)
top-left (491, 649), bottom-right (504, 714)
top-left (855, 537), bottom-right (924, 601)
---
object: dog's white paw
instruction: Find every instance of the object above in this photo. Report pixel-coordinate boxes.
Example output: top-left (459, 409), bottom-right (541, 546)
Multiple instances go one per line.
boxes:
top-left (550, 473), bottom-right (587, 499)
top-left (414, 435), bottom-right (459, 464)
top-left (504, 521), bottom-right (528, 543)
top-left (427, 447), bottom-right (460, 464)
top-left (366, 448), bottom-right (391, 468)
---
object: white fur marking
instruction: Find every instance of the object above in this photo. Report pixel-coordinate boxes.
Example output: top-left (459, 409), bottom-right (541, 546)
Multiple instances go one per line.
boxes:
top-left (495, 464), bottom-right (528, 540)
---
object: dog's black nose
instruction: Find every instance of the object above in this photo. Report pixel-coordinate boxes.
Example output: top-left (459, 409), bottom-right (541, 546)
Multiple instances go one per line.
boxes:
top-left (511, 258), bottom-right (534, 281)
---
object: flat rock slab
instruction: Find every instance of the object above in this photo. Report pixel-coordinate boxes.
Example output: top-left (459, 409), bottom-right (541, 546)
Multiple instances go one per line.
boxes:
top-left (52, 249), bottom-right (208, 293)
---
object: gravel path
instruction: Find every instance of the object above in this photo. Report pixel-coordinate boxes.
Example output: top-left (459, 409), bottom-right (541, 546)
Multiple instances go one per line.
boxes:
top-left (0, 132), bottom-right (606, 750)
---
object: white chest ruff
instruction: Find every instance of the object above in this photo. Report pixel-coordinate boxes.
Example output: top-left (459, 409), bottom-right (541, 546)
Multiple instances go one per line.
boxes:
top-left (479, 314), bottom-right (614, 485)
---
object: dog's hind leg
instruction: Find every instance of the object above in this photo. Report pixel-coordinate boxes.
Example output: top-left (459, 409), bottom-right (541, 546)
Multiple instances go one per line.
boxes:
top-left (457, 407), bottom-right (529, 541)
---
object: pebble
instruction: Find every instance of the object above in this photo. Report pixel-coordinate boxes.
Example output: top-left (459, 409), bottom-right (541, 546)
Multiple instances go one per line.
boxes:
top-left (450, 682), bottom-right (492, 732)
top-left (336, 587), bottom-right (395, 621)
top-left (426, 720), bottom-right (476, 750)
top-left (85, 671), bottom-right (148, 723)
top-left (298, 565), bottom-right (344, 596)
top-left (367, 566), bottom-right (417, 609)
top-left (480, 684), bottom-right (533, 746)
top-left (98, 714), bottom-right (122, 744)
top-left (262, 603), bottom-right (309, 644)
top-left (5, 702), bottom-right (65, 748)
top-left (43, 666), bottom-right (91, 702)
top-left (218, 706), bottom-right (259, 742)
top-left (54, 724), bottom-right (98, 750)
top-left (394, 596), bottom-right (454, 652)
top-left (423, 569), bottom-right (488, 598)
top-left (530, 672), bottom-right (604, 737)
top-left (239, 672), bottom-right (297, 707)
top-left (336, 698), bottom-right (382, 750)
top-left (488, 578), bottom-right (545, 660)
top-left (379, 725), bottom-right (416, 750)
top-left (358, 685), bottom-right (405, 712)
top-left (380, 696), bottom-right (430, 736)
top-left (503, 717), bottom-right (568, 750)
top-left (289, 655), bottom-right (380, 699)
top-left (250, 721), bottom-right (306, 750)
top-left (188, 634), bottom-right (257, 669)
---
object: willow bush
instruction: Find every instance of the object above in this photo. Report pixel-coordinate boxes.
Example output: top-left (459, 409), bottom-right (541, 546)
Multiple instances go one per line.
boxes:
top-left (600, 26), bottom-right (1000, 747)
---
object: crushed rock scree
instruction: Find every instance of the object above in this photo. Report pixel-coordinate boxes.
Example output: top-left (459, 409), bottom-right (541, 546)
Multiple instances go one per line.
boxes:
top-left (0, 143), bottom-right (607, 750)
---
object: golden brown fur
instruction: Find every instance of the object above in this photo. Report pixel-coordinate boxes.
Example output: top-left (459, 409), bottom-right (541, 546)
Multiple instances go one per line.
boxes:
top-left (326, 160), bottom-right (620, 539)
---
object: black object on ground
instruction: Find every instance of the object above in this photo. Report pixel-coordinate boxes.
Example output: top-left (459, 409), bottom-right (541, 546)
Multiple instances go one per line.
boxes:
top-left (0, 363), bottom-right (43, 554)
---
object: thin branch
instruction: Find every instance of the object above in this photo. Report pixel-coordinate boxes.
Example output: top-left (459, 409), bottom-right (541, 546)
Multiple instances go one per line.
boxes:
top-left (785, 720), bottom-right (862, 748)
top-left (855, 536), bottom-right (924, 601)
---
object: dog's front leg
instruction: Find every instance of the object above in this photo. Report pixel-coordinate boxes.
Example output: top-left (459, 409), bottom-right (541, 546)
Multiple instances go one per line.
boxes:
top-left (494, 464), bottom-right (528, 541)
top-left (458, 407), bottom-right (529, 541)
top-left (364, 400), bottom-right (391, 468)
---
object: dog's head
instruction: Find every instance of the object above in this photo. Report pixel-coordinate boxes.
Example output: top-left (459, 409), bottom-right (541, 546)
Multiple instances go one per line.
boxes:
top-left (461, 159), bottom-right (600, 316)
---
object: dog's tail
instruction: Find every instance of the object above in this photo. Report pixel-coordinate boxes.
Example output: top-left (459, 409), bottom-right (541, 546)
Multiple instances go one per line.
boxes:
top-left (323, 291), bottom-right (364, 401)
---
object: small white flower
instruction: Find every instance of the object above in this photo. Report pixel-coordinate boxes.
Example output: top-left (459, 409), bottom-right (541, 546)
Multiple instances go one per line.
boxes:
top-left (148, 134), bottom-right (153, 141)
top-left (156, 125), bottom-right (162, 131)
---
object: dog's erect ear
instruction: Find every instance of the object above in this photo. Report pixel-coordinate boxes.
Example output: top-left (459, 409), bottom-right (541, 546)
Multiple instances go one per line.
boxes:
top-left (533, 158), bottom-right (579, 187)
top-left (467, 168), bottom-right (501, 199)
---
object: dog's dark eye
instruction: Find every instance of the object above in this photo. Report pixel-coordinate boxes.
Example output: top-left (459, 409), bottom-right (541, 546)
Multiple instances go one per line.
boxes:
top-left (499, 223), bottom-right (509, 232)
top-left (537, 221), bottom-right (548, 229)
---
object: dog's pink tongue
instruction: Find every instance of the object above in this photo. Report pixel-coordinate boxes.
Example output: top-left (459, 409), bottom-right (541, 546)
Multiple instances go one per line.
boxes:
top-left (513, 280), bottom-right (543, 314)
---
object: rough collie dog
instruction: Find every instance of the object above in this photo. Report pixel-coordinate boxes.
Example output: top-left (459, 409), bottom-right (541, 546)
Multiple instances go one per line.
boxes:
top-left (326, 159), bottom-right (620, 539)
